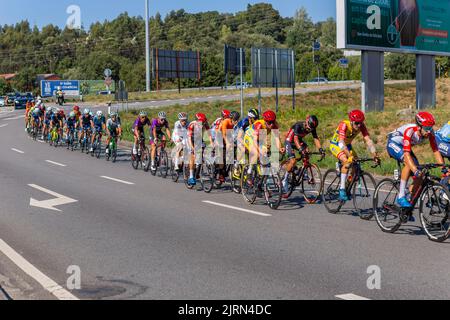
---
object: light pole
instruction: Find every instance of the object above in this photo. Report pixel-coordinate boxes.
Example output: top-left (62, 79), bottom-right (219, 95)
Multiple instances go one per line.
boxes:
top-left (145, 0), bottom-right (151, 92)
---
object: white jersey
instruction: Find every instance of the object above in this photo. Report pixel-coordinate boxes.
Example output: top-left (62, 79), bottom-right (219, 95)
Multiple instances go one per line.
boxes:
top-left (172, 120), bottom-right (188, 144)
top-left (389, 124), bottom-right (438, 153)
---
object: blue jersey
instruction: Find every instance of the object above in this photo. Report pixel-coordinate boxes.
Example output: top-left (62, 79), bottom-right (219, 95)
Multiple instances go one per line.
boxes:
top-left (66, 117), bottom-right (77, 128)
top-left (237, 118), bottom-right (251, 132)
top-left (93, 115), bottom-right (106, 129)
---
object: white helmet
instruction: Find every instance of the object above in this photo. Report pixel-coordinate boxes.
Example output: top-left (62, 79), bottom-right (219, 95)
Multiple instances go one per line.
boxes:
top-left (97, 110), bottom-right (103, 117)
top-left (84, 108), bottom-right (90, 115)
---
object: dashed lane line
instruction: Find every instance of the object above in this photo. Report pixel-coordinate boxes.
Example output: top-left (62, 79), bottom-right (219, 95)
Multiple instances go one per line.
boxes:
top-left (100, 176), bottom-right (135, 185)
top-left (202, 201), bottom-right (272, 217)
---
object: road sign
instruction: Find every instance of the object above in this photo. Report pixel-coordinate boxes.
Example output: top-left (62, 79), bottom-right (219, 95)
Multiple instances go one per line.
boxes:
top-left (339, 58), bottom-right (349, 68)
top-left (313, 41), bottom-right (321, 51)
top-left (104, 68), bottom-right (112, 77)
top-left (40, 80), bottom-right (80, 98)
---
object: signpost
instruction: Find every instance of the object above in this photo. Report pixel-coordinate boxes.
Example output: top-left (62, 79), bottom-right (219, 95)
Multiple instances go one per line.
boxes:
top-left (313, 41), bottom-right (321, 85)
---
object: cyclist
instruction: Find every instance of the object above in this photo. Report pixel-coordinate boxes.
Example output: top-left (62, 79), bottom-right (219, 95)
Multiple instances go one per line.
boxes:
top-left (49, 108), bottom-right (64, 143)
top-left (330, 110), bottom-right (379, 202)
top-left (187, 113), bottom-right (214, 186)
top-left (387, 111), bottom-right (445, 208)
top-left (105, 112), bottom-right (122, 156)
top-left (132, 111), bottom-right (151, 156)
top-left (25, 101), bottom-right (33, 131)
top-left (217, 111), bottom-right (241, 182)
top-left (243, 110), bottom-right (284, 181)
top-left (212, 109), bottom-right (231, 142)
top-left (65, 112), bottom-right (77, 143)
top-left (90, 110), bottom-right (106, 153)
top-left (172, 112), bottom-right (189, 173)
top-left (42, 107), bottom-right (53, 140)
top-left (237, 108), bottom-right (260, 140)
top-left (78, 108), bottom-right (94, 145)
top-left (150, 112), bottom-right (171, 171)
top-left (281, 115), bottom-right (326, 195)
top-left (31, 107), bottom-right (42, 133)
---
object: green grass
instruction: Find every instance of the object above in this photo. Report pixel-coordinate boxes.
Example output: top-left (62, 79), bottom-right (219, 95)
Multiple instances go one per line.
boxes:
top-left (118, 79), bottom-right (450, 176)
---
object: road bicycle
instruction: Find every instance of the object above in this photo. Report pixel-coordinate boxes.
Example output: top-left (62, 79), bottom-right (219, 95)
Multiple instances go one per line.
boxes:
top-left (373, 163), bottom-right (450, 242)
top-left (49, 126), bottom-right (60, 148)
top-left (105, 135), bottom-right (119, 163)
top-left (322, 158), bottom-right (379, 219)
top-left (80, 128), bottom-right (92, 154)
top-left (66, 127), bottom-right (76, 151)
top-left (241, 160), bottom-right (283, 210)
top-left (91, 130), bottom-right (103, 159)
top-left (148, 140), bottom-right (169, 178)
top-left (280, 151), bottom-right (324, 204)
top-left (132, 134), bottom-right (150, 170)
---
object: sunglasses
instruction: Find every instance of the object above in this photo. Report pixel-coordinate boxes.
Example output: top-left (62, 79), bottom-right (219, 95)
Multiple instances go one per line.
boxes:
top-left (267, 121), bottom-right (275, 126)
top-left (422, 126), bottom-right (433, 133)
top-left (354, 122), bottom-right (363, 126)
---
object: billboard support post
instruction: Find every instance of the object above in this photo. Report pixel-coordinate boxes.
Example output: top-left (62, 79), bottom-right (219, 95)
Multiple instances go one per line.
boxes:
top-left (361, 51), bottom-right (384, 113)
top-left (145, 0), bottom-right (151, 92)
top-left (416, 55), bottom-right (436, 110)
top-left (258, 49), bottom-right (262, 115)
top-left (292, 50), bottom-right (296, 111)
top-left (275, 50), bottom-right (279, 114)
top-left (240, 48), bottom-right (244, 117)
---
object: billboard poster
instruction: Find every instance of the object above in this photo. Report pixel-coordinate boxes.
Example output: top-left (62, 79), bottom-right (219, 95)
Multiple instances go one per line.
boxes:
top-left (337, 0), bottom-right (450, 56)
top-left (40, 80), bottom-right (80, 97)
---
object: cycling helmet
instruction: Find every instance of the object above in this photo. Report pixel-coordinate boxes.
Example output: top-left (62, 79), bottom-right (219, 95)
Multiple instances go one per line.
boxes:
top-left (139, 110), bottom-right (148, 117)
top-left (178, 112), bottom-right (188, 121)
top-left (33, 108), bottom-right (40, 115)
top-left (248, 108), bottom-right (260, 119)
top-left (110, 112), bottom-right (118, 118)
top-left (306, 115), bottom-right (319, 129)
top-left (73, 106), bottom-right (80, 112)
top-left (263, 110), bottom-right (276, 122)
top-left (58, 109), bottom-right (65, 115)
top-left (69, 112), bottom-right (75, 118)
top-left (96, 110), bottom-right (103, 117)
top-left (53, 107), bottom-right (59, 113)
top-left (222, 109), bottom-right (231, 119)
top-left (416, 111), bottom-right (435, 128)
top-left (84, 108), bottom-right (90, 115)
top-left (349, 110), bottom-right (365, 123)
top-left (158, 111), bottom-right (167, 120)
top-left (89, 111), bottom-right (94, 117)
top-left (230, 111), bottom-right (240, 122)
top-left (195, 113), bottom-right (207, 123)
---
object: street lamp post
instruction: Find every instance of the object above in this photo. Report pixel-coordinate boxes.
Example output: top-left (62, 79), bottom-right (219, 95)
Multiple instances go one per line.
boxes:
top-left (145, 0), bottom-right (151, 92)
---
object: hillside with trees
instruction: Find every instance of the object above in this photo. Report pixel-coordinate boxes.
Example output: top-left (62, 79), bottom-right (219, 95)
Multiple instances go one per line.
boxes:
top-left (0, 3), bottom-right (448, 94)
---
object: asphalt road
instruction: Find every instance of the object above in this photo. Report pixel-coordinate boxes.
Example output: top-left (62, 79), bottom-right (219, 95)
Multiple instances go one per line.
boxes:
top-left (1, 100), bottom-right (450, 300)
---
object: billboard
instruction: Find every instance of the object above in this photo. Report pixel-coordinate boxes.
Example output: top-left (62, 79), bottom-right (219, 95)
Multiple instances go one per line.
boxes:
top-left (337, 0), bottom-right (450, 56)
top-left (224, 45), bottom-right (246, 75)
top-left (251, 48), bottom-right (295, 88)
top-left (40, 80), bottom-right (80, 97)
top-left (79, 80), bottom-right (116, 96)
top-left (152, 49), bottom-right (201, 80)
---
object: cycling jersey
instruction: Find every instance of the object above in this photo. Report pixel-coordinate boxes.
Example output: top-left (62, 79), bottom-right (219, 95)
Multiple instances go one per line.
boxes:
top-left (74, 111), bottom-right (81, 121)
top-left (80, 114), bottom-right (93, 130)
top-left (388, 124), bottom-right (438, 153)
top-left (188, 121), bottom-right (210, 143)
top-left (237, 118), bottom-right (251, 132)
top-left (285, 122), bottom-right (318, 145)
top-left (437, 122), bottom-right (450, 143)
top-left (151, 119), bottom-right (169, 136)
top-left (218, 118), bottom-right (235, 142)
top-left (133, 117), bottom-right (151, 131)
top-left (244, 120), bottom-right (279, 151)
top-left (331, 120), bottom-right (369, 146)
top-left (172, 120), bottom-right (189, 143)
top-left (66, 117), bottom-right (77, 128)
top-left (93, 115), bottom-right (106, 130)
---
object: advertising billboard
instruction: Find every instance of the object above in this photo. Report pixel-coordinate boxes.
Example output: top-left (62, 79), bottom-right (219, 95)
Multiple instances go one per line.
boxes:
top-left (251, 48), bottom-right (295, 88)
top-left (152, 49), bottom-right (201, 80)
top-left (224, 45), bottom-right (246, 75)
top-left (337, 0), bottom-right (450, 56)
top-left (40, 80), bottom-right (80, 97)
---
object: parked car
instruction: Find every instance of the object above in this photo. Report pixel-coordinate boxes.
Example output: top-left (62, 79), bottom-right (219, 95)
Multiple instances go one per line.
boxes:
top-left (235, 81), bottom-right (251, 89)
top-left (97, 90), bottom-right (115, 95)
top-left (6, 92), bottom-right (18, 106)
top-left (0, 96), bottom-right (5, 107)
top-left (14, 93), bottom-right (31, 109)
top-left (308, 77), bottom-right (329, 84)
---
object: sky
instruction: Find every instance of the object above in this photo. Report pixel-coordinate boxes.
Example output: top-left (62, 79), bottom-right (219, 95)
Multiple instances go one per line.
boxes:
top-left (0, 0), bottom-right (337, 29)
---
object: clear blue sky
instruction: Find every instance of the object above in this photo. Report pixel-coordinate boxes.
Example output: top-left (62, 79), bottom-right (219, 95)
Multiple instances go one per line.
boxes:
top-left (0, 0), bottom-right (336, 29)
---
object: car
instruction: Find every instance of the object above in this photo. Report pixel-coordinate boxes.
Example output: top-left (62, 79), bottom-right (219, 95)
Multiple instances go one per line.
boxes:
top-left (0, 96), bottom-right (5, 107)
top-left (235, 81), bottom-right (251, 89)
top-left (14, 93), bottom-right (32, 110)
top-left (308, 77), bottom-right (329, 84)
top-left (6, 92), bottom-right (18, 106)
top-left (97, 90), bottom-right (115, 95)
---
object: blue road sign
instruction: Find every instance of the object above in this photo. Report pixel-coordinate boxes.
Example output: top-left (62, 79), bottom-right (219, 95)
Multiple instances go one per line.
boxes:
top-left (41, 80), bottom-right (80, 97)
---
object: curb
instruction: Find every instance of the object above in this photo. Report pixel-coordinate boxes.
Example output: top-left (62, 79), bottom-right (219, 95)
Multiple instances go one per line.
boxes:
top-left (0, 285), bottom-right (13, 300)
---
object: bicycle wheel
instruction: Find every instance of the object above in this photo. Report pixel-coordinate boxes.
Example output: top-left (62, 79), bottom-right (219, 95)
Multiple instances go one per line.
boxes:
top-left (264, 169), bottom-right (282, 210)
top-left (352, 172), bottom-right (377, 220)
top-left (171, 160), bottom-right (180, 183)
top-left (419, 182), bottom-right (450, 242)
top-left (241, 165), bottom-right (258, 204)
top-left (183, 164), bottom-right (194, 190)
top-left (95, 139), bottom-right (102, 159)
top-left (322, 169), bottom-right (344, 214)
top-left (131, 151), bottom-right (139, 170)
top-left (142, 147), bottom-right (150, 171)
top-left (201, 162), bottom-right (215, 193)
top-left (301, 164), bottom-right (323, 204)
top-left (373, 179), bottom-right (402, 233)
top-left (231, 165), bottom-right (243, 194)
top-left (159, 150), bottom-right (169, 178)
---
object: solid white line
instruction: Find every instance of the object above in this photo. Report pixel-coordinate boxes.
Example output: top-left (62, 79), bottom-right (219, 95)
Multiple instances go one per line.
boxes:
top-left (336, 293), bottom-right (371, 300)
top-left (3, 115), bottom-right (25, 120)
top-left (0, 123), bottom-right (8, 128)
top-left (202, 201), bottom-right (272, 217)
top-left (11, 148), bottom-right (24, 154)
top-left (100, 176), bottom-right (135, 185)
top-left (0, 238), bottom-right (79, 300)
top-left (46, 160), bottom-right (67, 167)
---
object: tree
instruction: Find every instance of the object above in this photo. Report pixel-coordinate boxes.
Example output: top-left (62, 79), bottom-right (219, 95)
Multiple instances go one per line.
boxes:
top-left (286, 7), bottom-right (316, 52)
top-left (385, 53), bottom-right (416, 79)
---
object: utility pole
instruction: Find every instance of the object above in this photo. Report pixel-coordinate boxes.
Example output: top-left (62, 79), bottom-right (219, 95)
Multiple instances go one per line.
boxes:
top-left (145, 0), bottom-right (151, 92)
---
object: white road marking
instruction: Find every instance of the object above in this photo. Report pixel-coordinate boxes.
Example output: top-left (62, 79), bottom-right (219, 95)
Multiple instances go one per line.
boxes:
top-left (28, 184), bottom-right (78, 212)
top-left (0, 238), bottom-right (79, 300)
top-left (0, 123), bottom-right (8, 128)
top-left (100, 176), bottom-right (135, 185)
top-left (3, 115), bottom-right (25, 120)
top-left (202, 201), bottom-right (272, 217)
top-left (336, 293), bottom-right (371, 300)
top-left (45, 160), bottom-right (67, 167)
top-left (11, 148), bottom-right (24, 154)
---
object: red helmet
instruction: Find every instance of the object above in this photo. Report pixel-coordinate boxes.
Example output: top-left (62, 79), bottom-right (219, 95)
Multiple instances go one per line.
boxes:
top-left (196, 113), bottom-right (207, 123)
top-left (349, 110), bottom-right (365, 122)
top-left (416, 111), bottom-right (435, 128)
top-left (222, 110), bottom-right (231, 119)
top-left (58, 109), bottom-right (65, 115)
top-left (73, 106), bottom-right (80, 112)
top-left (263, 110), bottom-right (276, 122)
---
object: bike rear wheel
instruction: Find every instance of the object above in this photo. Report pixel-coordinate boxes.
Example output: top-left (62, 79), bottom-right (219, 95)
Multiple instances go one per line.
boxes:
top-left (373, 179), bottom-right (402, 233)
top-left (241, 165), bottom-right (258, 204)
top-left (142, 147), bottom-right (150, 171)
top-left (322, 169), bottom-right (344, 214)
top-left (201, 162), bottom-right (215, 193)
top-left (159, 150), bottom-right (169, 178)
top-left (419, 182), bottom-right (450, 242)
top-left (264, 169), bottom-right (282, 210)
top-left (95, 139), bottom-right (102, 159)
top-left (301, 164), bottom-right (323, 204)
top-left (352, 172), bottom-right (377, 220)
